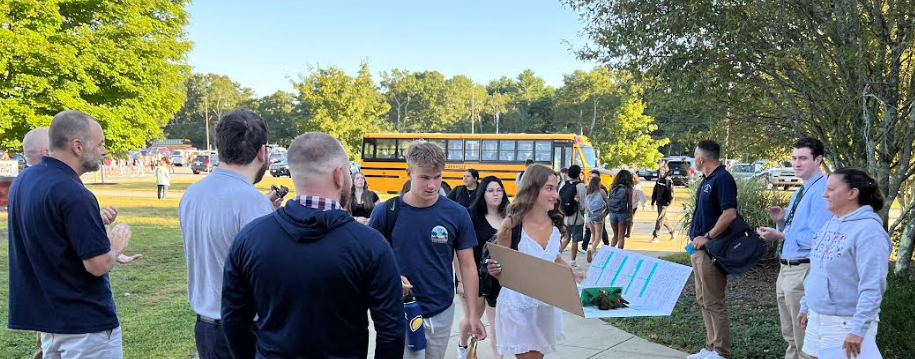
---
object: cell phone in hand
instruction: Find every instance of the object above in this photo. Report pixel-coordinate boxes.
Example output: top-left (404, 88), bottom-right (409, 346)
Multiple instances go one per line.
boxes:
top-left (271, 184), bottom-right (289, 199)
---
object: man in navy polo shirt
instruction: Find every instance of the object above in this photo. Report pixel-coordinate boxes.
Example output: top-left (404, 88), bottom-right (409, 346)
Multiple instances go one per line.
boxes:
top-left (687, 140), bottom-right (738, 359)
top-left (369, 140), bottom-right (486, 359)
top-left (8, 110), bottom-right (133, 358)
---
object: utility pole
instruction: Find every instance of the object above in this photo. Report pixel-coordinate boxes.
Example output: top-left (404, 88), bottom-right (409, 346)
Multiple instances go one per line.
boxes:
top-left (205, 95), bottom-right (210, 152)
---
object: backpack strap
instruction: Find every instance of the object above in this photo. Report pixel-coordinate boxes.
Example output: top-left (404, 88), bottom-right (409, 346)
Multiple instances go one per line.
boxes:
top-left (380, 196), bottom-right (401, 245)
top-left (510, 223), bottom-right (523, 250)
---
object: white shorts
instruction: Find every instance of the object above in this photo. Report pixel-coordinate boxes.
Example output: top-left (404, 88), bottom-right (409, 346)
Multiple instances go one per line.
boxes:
top-left (802, 311), bottom-right (878, 357)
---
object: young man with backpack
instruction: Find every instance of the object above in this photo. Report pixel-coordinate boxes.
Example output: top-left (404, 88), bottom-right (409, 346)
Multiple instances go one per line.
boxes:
top-left (650, 165), bottom-right (677, 243)
top-left (368, 141), bottom-right (486, 359)
top-left (558, 165), bottom-right (587, 266)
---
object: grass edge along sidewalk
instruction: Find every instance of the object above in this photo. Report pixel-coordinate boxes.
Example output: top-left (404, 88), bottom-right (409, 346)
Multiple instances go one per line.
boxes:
top-left (604, 253), bottom-right (915, 359)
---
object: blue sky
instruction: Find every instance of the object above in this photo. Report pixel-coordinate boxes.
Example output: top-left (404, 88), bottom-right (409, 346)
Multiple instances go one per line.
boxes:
top-left (185, 0), bottom-right (596, 96)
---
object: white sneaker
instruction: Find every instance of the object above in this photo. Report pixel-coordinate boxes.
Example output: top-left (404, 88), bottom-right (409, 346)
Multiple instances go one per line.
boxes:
top-left (577, 247), bottom-right (587, 254)
top-left (650, 237), bottom-right (660, 243)
top-left (571, 260), bottom-right (578, 267)
top-left (686, 349), bottom-right (715, 359)
top-left (457, 345), bottom-right (468, 359)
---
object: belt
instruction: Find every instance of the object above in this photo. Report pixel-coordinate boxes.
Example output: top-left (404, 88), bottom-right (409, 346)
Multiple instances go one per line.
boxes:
top-left (780, 258), bottom-right (810, 265)
top-left (196, 314), bottom-right (222, 325)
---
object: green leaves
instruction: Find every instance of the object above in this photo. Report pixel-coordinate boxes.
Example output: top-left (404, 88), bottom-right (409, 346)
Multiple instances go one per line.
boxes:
top-left (1, 0), bottom-right (191, 153)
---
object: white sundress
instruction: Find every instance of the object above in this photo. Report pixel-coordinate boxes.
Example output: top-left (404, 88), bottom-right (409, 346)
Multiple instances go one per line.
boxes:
top-left (496, 226), bottom-right (565, 355)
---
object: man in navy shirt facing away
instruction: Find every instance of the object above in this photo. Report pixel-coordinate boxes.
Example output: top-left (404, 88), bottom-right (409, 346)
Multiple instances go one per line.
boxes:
top-left (7, 110), bottom-right (134, 358)
top-left (221, 132), bottom-right (405, 359)
top-left (370, 140), bottom-right (486, 359)
top-left (687, 140), bottom-right (738, 359)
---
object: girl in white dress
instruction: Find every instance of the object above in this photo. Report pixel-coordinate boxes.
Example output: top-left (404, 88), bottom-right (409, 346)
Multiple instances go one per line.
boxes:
top-left (487, 164), bottom-right (586, 358)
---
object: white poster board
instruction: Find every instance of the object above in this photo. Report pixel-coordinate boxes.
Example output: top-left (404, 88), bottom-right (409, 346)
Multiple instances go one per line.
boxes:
top-left (0, 160), bottom-right (18, 177)
top-left (578, 246), bottom-right (693, 318)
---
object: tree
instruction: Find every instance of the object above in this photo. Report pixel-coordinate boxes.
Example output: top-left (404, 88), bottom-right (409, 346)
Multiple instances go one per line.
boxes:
top-left (380, 69), bottom-right (420, 131)
top-left (484, 92), bottom-right (510, 134)
top-left (597, 96), bottom-right (670, 168)
top-left (164, 73), bottom-right (255, 150)
top-left (566, 0), bottom-right (915, 274)
top-left (250, 91), bottom-right (299, 146)
top-left (0, 0), bottom-right (191, 153)
top-left (293, 62), bottom-right (389, 158)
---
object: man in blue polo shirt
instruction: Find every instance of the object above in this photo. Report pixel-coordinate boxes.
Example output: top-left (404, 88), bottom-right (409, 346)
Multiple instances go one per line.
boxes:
top-left (369, 140), bottom-right (486, 359)
top-left (757, 138), bottom-right (832, 359)
top-left (8, 110), bottom-right (134, 358)
top-left (687, 140), bottom-right (738, 359)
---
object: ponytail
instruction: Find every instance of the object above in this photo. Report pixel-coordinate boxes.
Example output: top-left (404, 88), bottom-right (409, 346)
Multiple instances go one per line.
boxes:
top-left (832, 168), bottom-right (884, 212)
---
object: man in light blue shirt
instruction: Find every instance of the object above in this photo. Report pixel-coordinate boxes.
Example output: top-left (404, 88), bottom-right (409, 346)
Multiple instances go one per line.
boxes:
top-left (757, 137), bottom-right (832, 359)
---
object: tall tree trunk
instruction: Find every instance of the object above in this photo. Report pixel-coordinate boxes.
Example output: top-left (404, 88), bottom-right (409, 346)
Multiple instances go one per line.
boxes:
top-left (896, 219), bottom-right (915, 279)
top-left (495, 112), bottom-right (501, 134)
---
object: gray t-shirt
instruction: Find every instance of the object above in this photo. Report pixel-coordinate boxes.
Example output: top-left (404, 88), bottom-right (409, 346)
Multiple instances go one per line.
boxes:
top-left (563, 182), bottom-right (587, 226)
top-left (179, 167), bottom-right (274, 319)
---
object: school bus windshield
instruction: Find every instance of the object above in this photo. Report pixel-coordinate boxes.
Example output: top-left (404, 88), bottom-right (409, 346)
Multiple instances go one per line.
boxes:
top-left (580, 145), bottom-right (598, 168)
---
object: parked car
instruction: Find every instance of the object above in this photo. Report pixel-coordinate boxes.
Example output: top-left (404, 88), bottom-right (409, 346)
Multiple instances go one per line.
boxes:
top-left (270, 159), bottom-right (290, 177)
top-left (729, 163), bottom-right (756, 180)
top-left (268, 152), bottom-right (286, 164)
top-left (191, 153), bottom-right (218, 174)
top-left (636, 168), bottom-right (659, 180)
top-left (666, 159), bottom-right (695, 186)
top-left (757, 166), bottom-right (801, 190)
top-left (170, 150), bottom-right (186, 167)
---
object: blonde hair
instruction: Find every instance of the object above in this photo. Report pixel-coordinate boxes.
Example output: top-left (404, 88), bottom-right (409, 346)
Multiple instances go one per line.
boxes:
top-left (406, 140), bottom-right (445, 171)
top-left (506, 164), bottom-right (565, 234)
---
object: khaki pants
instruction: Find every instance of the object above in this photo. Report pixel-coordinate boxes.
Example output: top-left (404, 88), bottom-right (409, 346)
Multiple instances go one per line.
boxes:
top-left (777, 263), bottom-right (811, 359)
top-left (691, 251), bottom-right (730, 358)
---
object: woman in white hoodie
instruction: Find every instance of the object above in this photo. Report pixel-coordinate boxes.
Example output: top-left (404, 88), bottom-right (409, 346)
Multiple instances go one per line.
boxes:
top-left (797, 168), bottom-right (890, 359)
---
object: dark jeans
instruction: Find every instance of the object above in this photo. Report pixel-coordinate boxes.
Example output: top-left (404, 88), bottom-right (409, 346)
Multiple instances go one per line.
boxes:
top-left (157, 185), bottom-right (168, 200)
top-left (195, 316), bottom-right (234, 359)
top-left (582, 225), bottom-right (609, 250)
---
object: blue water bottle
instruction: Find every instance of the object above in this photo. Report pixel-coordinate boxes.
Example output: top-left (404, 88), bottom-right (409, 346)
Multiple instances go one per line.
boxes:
top-left (404, 292), bottom-right (426, 351)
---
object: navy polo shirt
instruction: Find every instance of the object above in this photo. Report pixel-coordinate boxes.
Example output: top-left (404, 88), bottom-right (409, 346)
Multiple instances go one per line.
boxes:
top-left (689, 165), bottom-right (738, 239)
top-left (7, 156), bottom-right (118, 334)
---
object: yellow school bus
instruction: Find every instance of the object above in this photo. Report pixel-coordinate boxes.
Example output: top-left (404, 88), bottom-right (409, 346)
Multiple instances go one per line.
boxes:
top-left (359, 133), bottom-right (612, 195)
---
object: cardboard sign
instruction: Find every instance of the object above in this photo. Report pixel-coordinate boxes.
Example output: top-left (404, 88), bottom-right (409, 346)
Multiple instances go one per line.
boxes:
top-left (486, 243), bottom-right (693, 318)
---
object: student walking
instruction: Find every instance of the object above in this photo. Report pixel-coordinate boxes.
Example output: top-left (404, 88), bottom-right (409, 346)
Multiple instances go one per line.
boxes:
top-left (625, 175), bottom-right (647, 238)
top-left (584, 177), bottom-right (607, 262)
top-left (486, 164), bottom-right (586, 358)
top-left (155, 159), bottom-right (170, 200)
top-left (607, 170), bottom-right (634, 249)
top-left (650, 166), bottom-right (676, 243)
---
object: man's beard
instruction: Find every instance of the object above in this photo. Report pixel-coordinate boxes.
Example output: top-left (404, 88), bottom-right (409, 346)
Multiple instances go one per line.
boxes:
top-left (81, 152), bottom-right (101, 173)
top-left (253, 160), bottom-right (269, 184)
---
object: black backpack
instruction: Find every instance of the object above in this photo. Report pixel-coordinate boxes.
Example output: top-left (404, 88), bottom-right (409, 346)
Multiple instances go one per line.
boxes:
top-left (559, 181), bottom-right (580, 216)
top-left (379, 196), bottom-right (402, 244)
top-left (478, 224), bottom-right (523, 297)
top-left (703, 216), bottom-right (766, 275)
top-left (607, 184), bottom-right (630, 213)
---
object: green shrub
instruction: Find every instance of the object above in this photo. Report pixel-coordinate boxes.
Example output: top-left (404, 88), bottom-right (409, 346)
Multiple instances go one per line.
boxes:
top-left (877, 272), bottom-right (915, 359)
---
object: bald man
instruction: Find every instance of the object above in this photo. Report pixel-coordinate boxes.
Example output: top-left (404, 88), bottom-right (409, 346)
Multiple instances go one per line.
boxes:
top-left (21, 128), bottom-right (50, 166)
top-left (8, 111), bottom-right (134, 358)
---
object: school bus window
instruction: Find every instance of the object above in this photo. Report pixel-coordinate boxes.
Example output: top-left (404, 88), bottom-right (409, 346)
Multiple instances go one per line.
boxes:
top-left (482, 140), bottom-right (498, 161)
top-left (363, 140), bottom-right (376, 159)
top-left (430, 140), bottom-right (447, 153)
top-left (565, 147), bottom-right (574, 168)
top-left (553, 147), bottom-right (562, 170)
top-left (376, 139), bottom-right (396, 159)
top-left (535, 141), bottom-right (552, 161)
top-left (447, 140), bottom-right (463, 161)
top-left (517, 140), bottom-right (534, 161)
top-left (396, 139), bottom-right (413, 159)
top-left (499, 140), bottom-right (516, 162)
top-left (465, 140), bottom-right (480, 161)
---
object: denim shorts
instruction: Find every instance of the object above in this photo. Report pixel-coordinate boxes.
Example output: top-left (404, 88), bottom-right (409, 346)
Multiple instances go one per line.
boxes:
top-left (609, 211), bottom-right (630, 224)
